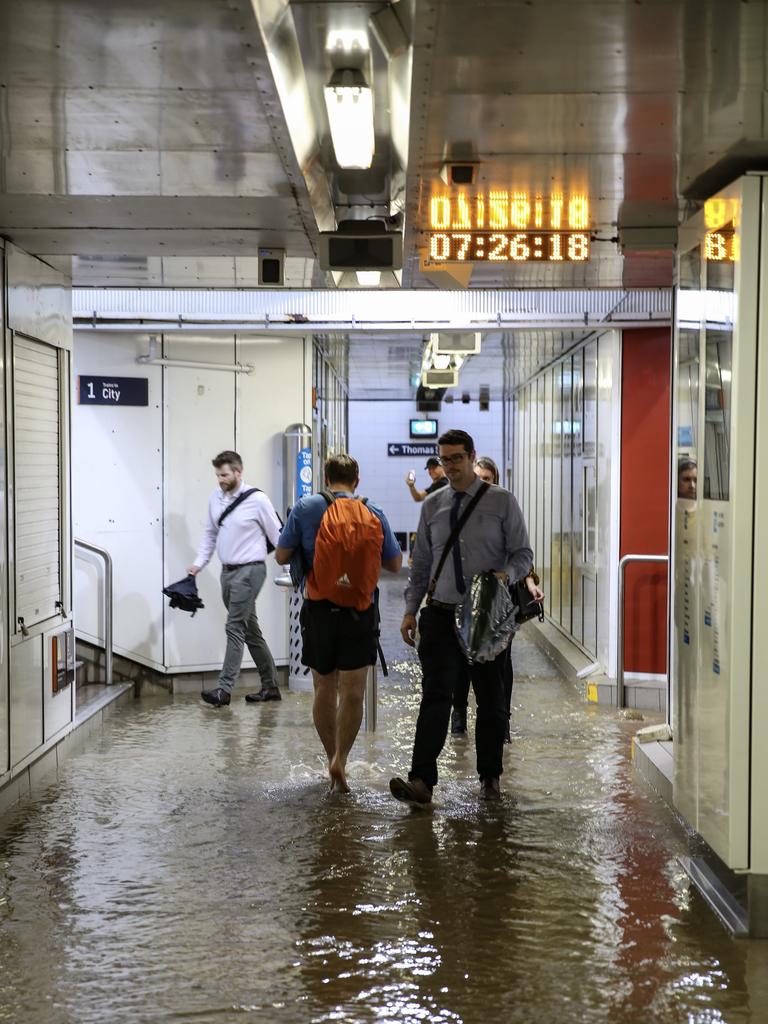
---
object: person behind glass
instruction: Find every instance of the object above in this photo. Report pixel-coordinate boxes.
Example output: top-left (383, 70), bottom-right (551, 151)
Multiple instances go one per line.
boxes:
top-left (678, 458), bottom-right (697, 500)
top-left (406, 456), bottom-right (448, 503)
top-left (390, 429), bottom-right (540, 804)
top-left (188, 450), bottom-right (283, 708)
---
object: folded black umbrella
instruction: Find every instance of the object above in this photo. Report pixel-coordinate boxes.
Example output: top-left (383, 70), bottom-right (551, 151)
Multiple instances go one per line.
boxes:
top-left (163, 574), bottom-right (205, 616)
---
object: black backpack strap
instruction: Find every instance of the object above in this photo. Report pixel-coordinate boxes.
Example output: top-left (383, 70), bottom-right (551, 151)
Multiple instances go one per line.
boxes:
top-left (426, 483), bottom-right (490, 603)
top-left (217, 488), bottom-right (259, 527)
top-left (218, 487), bottom-right (284, 554)
top-left (318, 489), bottom-right (335, 508)
top-left (372, 587), bottom-right (388, 676)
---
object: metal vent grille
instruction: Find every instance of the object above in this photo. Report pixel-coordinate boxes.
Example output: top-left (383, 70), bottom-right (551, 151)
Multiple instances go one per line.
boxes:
top-left (14, 337), bottom-right (62, 630)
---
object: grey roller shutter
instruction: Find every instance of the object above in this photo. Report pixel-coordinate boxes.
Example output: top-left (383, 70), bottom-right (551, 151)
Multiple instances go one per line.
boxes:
top-left (14, 336), bottom-right (62, 629)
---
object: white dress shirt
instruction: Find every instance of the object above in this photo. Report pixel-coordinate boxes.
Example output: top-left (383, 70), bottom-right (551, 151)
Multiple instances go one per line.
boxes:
top-left (193, 483), bottom-right (282, 570)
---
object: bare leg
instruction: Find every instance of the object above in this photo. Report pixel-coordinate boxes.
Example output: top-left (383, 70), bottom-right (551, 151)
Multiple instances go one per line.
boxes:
top-left (328, 668), bottom-right (368, 793)
top-left (312, 670), bottom-right (339, 773)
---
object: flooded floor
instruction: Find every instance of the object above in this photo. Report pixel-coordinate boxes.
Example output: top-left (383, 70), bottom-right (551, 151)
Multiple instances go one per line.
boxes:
top-left (1, 579), bottom-right (768, 1024)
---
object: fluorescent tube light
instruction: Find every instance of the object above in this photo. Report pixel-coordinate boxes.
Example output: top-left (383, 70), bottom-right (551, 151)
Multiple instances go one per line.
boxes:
top-left (356, 270), bottom-right (381, 287)
top-left (324, 69), bottom-right (375, 169)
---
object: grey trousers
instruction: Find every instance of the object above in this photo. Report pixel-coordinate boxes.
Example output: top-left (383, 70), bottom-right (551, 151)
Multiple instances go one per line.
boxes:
top-left (218, 563), bottom-right (277, 694)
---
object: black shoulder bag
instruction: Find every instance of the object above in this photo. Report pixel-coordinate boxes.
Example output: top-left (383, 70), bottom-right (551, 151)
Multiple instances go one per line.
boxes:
top-left (217, 488), bottom-right (283, 553)
top-left (511, 578), bottom-right (545, 623)
top-left (425, 483), bottom-right (490, 603)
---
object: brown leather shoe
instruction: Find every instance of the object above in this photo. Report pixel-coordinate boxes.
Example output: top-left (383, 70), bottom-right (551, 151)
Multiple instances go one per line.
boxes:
top-left (480, 777), bottom-right (501, 801)
top-left (389, 776), bottom-right (432, 805)
top-left (245, 687), bottom-right (282, 702)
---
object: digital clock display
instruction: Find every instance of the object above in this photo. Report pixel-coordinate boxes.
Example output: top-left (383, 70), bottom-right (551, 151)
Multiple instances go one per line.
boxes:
top-left (425, 190), bottom-right (591, 263)
top-left (704, 228), bottom-right (737, 263)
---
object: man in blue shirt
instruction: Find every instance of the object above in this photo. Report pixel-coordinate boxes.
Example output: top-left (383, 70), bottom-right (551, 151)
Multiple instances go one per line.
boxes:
top-left (276, 453), bottom-right (402, 794)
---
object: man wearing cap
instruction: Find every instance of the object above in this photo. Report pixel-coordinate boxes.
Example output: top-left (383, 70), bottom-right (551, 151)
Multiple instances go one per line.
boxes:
top-left (405, 457), bottom-right (448, 503)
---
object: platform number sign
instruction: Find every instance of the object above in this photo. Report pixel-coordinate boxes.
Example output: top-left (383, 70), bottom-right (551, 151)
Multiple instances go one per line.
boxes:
top-left (78, 376), bottom-right (149, 406)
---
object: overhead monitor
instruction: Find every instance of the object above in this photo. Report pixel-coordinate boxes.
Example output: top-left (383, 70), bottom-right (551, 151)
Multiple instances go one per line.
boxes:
top-left (433, 332), bottom-right (481, 355)
top-left (410, 418), bottom-right (438, 438)
top-left (423, 367), bottom-right (458, 387)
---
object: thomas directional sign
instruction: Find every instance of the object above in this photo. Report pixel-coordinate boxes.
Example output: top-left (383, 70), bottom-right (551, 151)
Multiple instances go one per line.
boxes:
top-left (78, 376), bottom-right (149, 406)
top-left (387, 442), bottom-right (438, 457)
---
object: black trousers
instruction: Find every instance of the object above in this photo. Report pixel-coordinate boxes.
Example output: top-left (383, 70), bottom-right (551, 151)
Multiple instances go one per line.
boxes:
top-left (409, 604), bottom-right (507, 789)
top-left (453, 637), bottom-right (514, 717)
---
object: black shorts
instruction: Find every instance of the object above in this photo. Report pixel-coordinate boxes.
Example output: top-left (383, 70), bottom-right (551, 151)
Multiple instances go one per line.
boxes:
top-left (300, 599), bottom-right (377, 675)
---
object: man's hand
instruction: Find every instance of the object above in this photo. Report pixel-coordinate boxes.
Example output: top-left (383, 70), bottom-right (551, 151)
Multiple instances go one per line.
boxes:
top-left (525, 576), bottom-right (544, 602)
top-left (186, 565), bottom-right (200, 576)
top-left (401, 613), bottom-right (418, 647)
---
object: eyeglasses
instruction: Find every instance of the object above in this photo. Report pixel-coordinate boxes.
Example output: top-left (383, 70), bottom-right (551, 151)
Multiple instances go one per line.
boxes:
top-left (438, 453), bottom-right (469, 467)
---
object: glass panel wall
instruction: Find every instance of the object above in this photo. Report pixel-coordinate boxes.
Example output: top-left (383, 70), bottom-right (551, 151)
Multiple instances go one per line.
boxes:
top-left (582, 340), bottom-right (598, 656)
top-left (551, 363), bottom-right (563, 623)
top-left (509, 334), bottom-right (609, 659)
top-left (571, 351), bottom-right (584, 645)
top-left (561, 360), bottom-right (574, 633)
top-left (543, 370), bottom-right (553, 618)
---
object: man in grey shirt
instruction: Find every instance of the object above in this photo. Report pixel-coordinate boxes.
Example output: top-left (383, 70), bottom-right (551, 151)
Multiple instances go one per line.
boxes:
top-left (390, 429), bottom-right (543, 804)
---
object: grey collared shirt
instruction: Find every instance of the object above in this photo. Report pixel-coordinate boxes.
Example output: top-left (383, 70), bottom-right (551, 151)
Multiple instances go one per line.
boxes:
top-left (404, 476), bottom-right (534, 614)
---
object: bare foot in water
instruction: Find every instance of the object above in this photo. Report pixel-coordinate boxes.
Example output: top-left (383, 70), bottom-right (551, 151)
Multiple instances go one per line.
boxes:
top-left (328, 755), bottom-right (350, 794)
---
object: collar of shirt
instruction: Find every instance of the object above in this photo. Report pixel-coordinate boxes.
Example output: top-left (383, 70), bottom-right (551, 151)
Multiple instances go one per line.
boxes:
top-left (448, 474), bottom-right (485, 503)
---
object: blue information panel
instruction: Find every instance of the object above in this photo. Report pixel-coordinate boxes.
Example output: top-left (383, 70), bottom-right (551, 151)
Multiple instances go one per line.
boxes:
top-left (387, 442), bottom-right (438, 457)
top-left (78, 376), bottom-right (149, 406)
top-left (297, 446), bottom-right (313, 496)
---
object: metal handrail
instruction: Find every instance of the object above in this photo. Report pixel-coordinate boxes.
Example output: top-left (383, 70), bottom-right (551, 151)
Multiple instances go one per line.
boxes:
top-left (74, 539), bottom-right (114, 686)
top-left (617, 553), bottom-right (669, 709)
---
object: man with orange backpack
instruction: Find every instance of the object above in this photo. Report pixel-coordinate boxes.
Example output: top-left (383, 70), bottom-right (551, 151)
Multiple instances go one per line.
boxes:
top-left (275, 453), bottom-right (402, 793)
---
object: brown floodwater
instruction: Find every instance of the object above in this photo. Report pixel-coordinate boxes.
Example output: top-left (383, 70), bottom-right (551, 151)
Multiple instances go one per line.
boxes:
top-left (0, 580), bottom-right (766, 1024)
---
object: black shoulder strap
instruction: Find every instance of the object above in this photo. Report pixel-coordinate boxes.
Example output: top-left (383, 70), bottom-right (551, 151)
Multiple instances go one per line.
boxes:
top-left (318, 489), bottom-right (335, 508)
top-left (217, 488), bottom-right (259, 528)
top-left (426, 483), bottom-right (490, 602)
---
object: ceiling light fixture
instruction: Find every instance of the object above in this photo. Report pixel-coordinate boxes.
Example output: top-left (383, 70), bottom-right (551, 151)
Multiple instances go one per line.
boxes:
top-left (356, 270), bottom-right (381, 287)
top-left (324, 68), bottom-right (375, 169)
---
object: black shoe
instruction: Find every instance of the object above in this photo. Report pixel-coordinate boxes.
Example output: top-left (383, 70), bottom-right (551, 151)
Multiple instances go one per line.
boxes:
top-left (480, 777), bottom-right (501, 801)
top-left (201, 687), bottom-right (230, 707)
top-left (245, 687), bottom-right (282, 703)
top-left (450, 708), bottom-right (467, 735)
top-left (389, 777), bottom-right (432, 805)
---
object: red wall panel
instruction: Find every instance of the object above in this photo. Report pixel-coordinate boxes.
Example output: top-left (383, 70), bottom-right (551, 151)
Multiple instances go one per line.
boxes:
top-left (620, 328), bottom-right (671, 675)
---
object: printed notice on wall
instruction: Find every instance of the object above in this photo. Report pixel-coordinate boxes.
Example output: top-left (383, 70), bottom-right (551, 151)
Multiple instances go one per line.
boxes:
top-left (78, 376), bottom-right (149, 406)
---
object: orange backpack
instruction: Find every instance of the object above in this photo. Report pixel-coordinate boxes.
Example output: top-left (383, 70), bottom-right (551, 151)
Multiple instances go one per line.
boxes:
top-left (306, 492), bottom-right (384, 611)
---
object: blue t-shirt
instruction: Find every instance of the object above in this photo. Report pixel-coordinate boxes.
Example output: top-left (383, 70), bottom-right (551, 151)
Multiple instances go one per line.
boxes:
top-left (278, 491), bottom-right (401, 570)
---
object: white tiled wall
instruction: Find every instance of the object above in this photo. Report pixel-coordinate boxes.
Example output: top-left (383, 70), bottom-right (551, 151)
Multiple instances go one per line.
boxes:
top-left (348, 400), bottom-right (504, 545)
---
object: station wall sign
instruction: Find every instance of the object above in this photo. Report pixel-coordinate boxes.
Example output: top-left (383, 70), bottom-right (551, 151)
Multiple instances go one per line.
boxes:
top-left (78, 376), bottom-right (149, 406)
top-left (387, 442), bottom-right (438, 457)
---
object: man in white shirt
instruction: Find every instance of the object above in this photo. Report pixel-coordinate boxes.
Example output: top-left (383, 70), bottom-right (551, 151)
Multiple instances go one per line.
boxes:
top-left (187, 450), bottom-right (283, 708)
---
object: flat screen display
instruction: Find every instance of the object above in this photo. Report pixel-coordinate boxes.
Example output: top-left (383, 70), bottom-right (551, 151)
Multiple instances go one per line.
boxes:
top-left (410, 419), bottom-right (438, 438)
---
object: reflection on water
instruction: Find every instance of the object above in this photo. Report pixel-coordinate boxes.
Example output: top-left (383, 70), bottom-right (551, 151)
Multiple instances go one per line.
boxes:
top-left (0, 580), bottom-right (766, 1024)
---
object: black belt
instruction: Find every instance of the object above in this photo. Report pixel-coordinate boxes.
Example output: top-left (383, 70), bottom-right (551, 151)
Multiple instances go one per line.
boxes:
top-left (426, 599), bottom-right (456, 611)
top-left (222, 560), bottom-right (264, 572)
